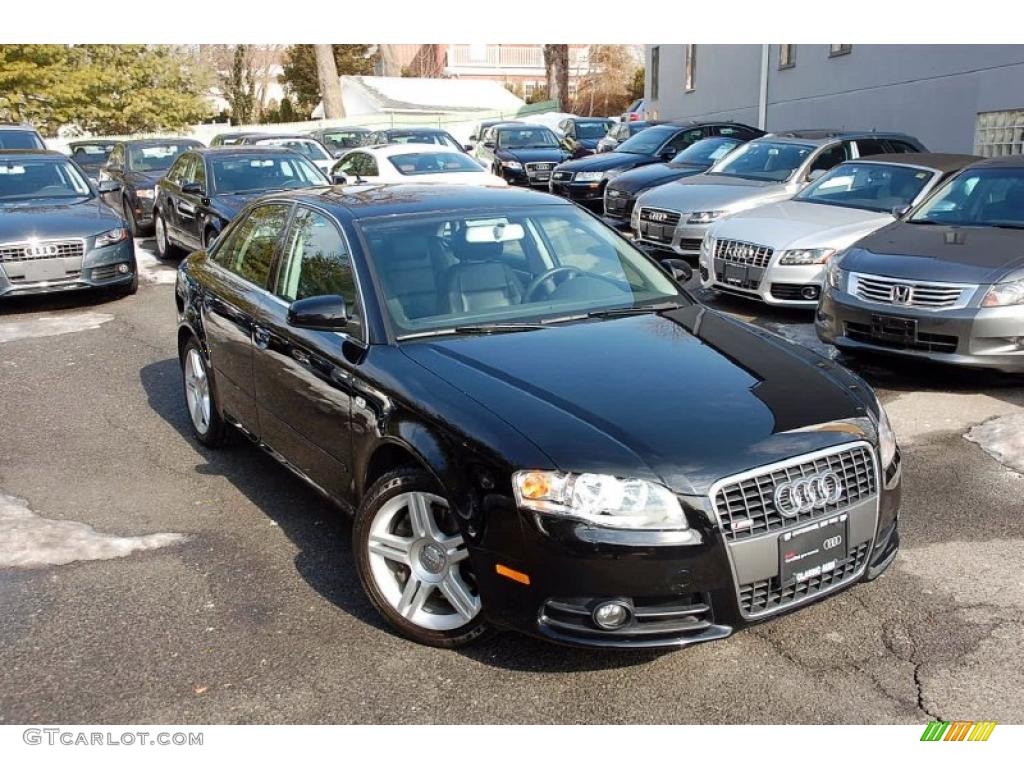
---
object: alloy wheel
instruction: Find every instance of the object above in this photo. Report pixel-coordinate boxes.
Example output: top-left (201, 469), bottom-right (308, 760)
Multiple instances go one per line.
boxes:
top-left (155, 215), bottom-right (168, 257)
top-left (183, 348), bottom-right (211, 435)
top-left (366, 491), bottom-right (480, 631)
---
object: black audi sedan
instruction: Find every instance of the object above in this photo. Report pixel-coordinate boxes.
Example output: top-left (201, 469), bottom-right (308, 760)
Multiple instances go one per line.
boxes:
top-left (596, 120), bottom-right (661, 154)
top-left (153, 146), bottom-right (327, 259)
top-left (474, 124), bottom-right (571, 187)
top-left (818, 155), bottom-right (1024, 373)
top-left (550, 121), bottom-right (765, 211)
top-left (557, 117), bottom-right (614, 158)
top-left (99, 138), bottom-right (202, 236)
top-left (0, 150), bottom-right (136, 298)
top-left (603, 136), bottom-right (747, 228)
top-left (175, 184), bottom-right (901, 649)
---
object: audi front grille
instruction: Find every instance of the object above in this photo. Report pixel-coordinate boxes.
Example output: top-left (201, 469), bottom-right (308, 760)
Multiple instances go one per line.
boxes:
top-left (0, 239), bottom-right (86, 262)
top-left (739, 542), bottom-right (871, 615)
top-left (713, 238), bottom-right (773, 269)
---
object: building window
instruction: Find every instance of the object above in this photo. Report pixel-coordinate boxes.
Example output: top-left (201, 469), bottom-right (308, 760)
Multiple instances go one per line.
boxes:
top-left (975, 109), bottom-right (1024, 157)
top-left (779, 44), bottom-right (795, 69)
top-left (685, 44), bottom-right (697, 92)
top-left (650, 46), bottom-right (660, 99)
top-left (829, 44), bottom-right (852, 57)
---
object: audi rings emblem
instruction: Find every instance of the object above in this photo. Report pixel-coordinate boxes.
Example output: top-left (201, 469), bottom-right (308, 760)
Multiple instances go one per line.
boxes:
top-left (24, 244), bottom-right (59, 258)
top-left (773, 471), bottom-right (843, 517)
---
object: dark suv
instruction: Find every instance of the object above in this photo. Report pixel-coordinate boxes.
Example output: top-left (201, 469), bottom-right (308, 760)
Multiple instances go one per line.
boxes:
top-left (549, 121), bottom-right (764, 210)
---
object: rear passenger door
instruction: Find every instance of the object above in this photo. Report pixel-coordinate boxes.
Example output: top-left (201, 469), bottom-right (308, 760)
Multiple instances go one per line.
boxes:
top-left (252, 206), bottom-right (363, 503)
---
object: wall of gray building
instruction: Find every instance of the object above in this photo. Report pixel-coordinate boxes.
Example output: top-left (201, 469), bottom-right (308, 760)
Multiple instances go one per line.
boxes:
top-left (646, 44), bottom-right (1024, 154)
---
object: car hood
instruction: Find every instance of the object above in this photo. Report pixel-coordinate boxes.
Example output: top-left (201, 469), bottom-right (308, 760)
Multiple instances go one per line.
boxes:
top-left (557, 151), bottom-right (652, 173)
top-left (607, 162), bottom-right (707, 194)
top-left (128, 170), bottom-right (166, 188)
top-left (712, 200), bottom-right (893, 250)
top-left (497, 148), bottom-right (568, 164)
top-left (637, 173), bottom-right (791, 212)
top-left (401, 306), bottom-right (869, 494)
top-left (210, 191), bottom-right (272, 219)
top-left (844, 222), bottom-right (1024, 283)
top-left (0, 196), bottom-right (123, 242)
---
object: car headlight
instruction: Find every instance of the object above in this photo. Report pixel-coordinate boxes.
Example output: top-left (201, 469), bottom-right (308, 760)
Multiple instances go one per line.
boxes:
top-left (574, 171), bottom-right (604, 182)
top-left (873, 394), bottom-right (898, 469)
top-left (686, 210), bottom-right (724, 225)
top-left (500, 160), bottom-right (523, 170)
top-left (95, 227), bottom-right (129, 247)
top-left (779, 248), bottom-right (837, 265)
top-left (826, 259), bottom-right (847, 291)
top-left (512, 470), bottom-right (687, 530)
top-left (981, 277), bottom-right (1024, 307)
top-left (602, 167), bottom-right (626, 180)
top-left (135, 188), bottom-right (155, 199)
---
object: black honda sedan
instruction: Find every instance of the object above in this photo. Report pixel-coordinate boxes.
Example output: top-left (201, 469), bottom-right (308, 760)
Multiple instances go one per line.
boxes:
top-left (100, 138), bottom-right (202, 236)
top-left (175, 184), bottom-right (901, 649)
top-left (603, 136), bottom-right (747, 228)
top-left (153, 146), bottom-right (326, 259)
top-left (550, 121), bottom-right (764, 210)
top-left (0, 150), bottom-right (136, 298)
top-left (474, 124), bottom-right (571, 187)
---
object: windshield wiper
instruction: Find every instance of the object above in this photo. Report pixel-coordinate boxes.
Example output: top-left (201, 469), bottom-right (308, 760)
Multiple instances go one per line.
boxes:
top-left (451, 322), bottom-right (548, 334)
top-left (587, 301), bottom-right (685, 319)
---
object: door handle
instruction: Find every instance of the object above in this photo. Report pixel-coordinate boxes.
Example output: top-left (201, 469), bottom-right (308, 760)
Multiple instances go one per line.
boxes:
top-left (253, 325), bottom-right (271, 350)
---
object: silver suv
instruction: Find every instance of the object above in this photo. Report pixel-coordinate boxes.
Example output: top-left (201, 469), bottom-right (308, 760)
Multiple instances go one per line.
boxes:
top-left (632, 131), bottom-right (926, 257)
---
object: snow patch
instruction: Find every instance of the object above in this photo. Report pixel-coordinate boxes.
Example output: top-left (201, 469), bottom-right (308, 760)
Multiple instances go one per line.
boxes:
top-left (0, 312), bottom-right (113, 344)
top-left (134, 241), bottom-right (178, 285)
top-left (0, 493), bottom-right (185, 569)
top-left (965, 413), bottom-right (1024, 474)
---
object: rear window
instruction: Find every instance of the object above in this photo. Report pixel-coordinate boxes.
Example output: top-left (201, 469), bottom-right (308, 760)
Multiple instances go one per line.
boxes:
top-left (388, 152), bottom-right (482, 175)
top-left (0, 130), bottom-right (45, 150)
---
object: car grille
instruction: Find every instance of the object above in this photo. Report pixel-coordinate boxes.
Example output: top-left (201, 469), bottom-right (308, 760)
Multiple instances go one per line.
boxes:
top-left (90, 264), bottom-right (121, 281)
top-left (850, 272), bottom-right (974, 310)
top-left (713, 238), bottom-right (773, 268)
top-left (0, 239), bottom-right (85, 262)
top-left (526, 162), bottom-right (555, 178)
top-left (637, 207), bottom-right (680, 243)
top-left (739, 542), bottom-right (870, 615)
top-left (552, 170), bottom-right (574, 182)
top-left (845, 321), bottom-right (959, 354)
top-left (603, 191), bottom-right (634, 216)
top-left (712, 444), bottom-right (877, 541)
top-left (677, 237), bottom-right (703, 252)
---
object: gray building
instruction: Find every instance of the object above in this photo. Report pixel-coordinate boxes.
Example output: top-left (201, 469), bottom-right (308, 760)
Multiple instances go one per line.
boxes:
top-left (645, 44), bottom-right (1024, 155)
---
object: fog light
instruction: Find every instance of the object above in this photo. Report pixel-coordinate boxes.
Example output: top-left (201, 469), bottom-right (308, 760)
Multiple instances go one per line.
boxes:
top-left (117, 263), bottom-right (130, 274)
top-left (801, 286), bottom-right (820, 300)
top-left (592, 600), bottom-right (631, 630)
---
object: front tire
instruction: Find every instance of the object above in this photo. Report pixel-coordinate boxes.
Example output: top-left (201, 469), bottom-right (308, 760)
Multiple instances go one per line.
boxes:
top-left (122, 197), bottom-right (141, 238)
top-left (181, 337), bottom-right (226, 447)
top-left (155, 210), bottom-right (182, 261)
top-left (354, 469), bottom-right (491, 648)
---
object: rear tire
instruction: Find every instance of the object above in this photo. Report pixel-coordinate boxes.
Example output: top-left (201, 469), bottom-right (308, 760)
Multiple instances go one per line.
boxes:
top-left (155, 210), bottom-right (182, 261)
top-left (181, 337), bottom-right (227, 448)
top-left (354, 468), bottom-right (492, 648)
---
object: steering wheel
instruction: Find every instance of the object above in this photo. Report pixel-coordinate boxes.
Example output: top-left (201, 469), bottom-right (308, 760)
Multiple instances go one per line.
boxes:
top-left (525, 266), bottom-right (584, 301)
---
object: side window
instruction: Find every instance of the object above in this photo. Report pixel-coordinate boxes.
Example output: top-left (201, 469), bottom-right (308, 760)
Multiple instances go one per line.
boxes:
top-left (192, 157), bottom-right (207, 189)
top-left (214, 204), bottom-right (291, 287)
top-left (275, 208), bottom-right (361, 332)
top-left (356, 154), bottom-right (379, 177)
top-left (716, 125), bottom-right (757, 139)
top-left (886, 140), bottom-right (920, 154)
top-left (856, 138), bottom-right (888, 157)
top-left (809, 144), bottom-right (850, 175)
top-left (664, 128), bottom-right (704, 154)
top-left (166, 155), bottom-right (190, 185)
top-left (107, 145), bottom-right (124, 170)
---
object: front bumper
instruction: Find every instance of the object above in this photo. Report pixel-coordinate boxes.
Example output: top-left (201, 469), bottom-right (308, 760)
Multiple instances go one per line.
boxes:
top-left (602, 191), bottom-right (636, 228)
top-left (0, 239), bottom-right (136, 297)
top-left (549, 178), bottom-right (606, 208)
top-left (498, 165), bottom-right (555, 188)
top-left (698, 255), bottom-right (827, 307)
top-left (816, 286), bottom-right (1024, 373)
top-left (634, 217), bottom-right (710, 258)
top-left (473, 444), bottom-right (901, 649)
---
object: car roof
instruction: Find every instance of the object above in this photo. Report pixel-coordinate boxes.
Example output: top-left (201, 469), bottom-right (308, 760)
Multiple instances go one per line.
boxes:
top-left (764, 129), bottom-right (920, 145)
top-left (68, 139), bottom-right (115, 146)
top-left (0, 124), bottom-right (41, 132)
top-left (382, 127), bottom-right (449, 134)
top-left (246, 134), bottom-right (321, 142)
top-left (494, 123), bottom-right (551, 132)
top-left (355, 144), bottom-right (475, 159)
top-left (850, 152), bottom-right (983, 173)
top-left (119, 137), bottom-right (201, 147)
top-left (193, 145), bottom-right (298, 157)
top-left (0, 149), bottom-right (64, 159)
top-left (970, 154), bottom-right (1024, 169)
top-left (258, 184), bottom-right (568, 219)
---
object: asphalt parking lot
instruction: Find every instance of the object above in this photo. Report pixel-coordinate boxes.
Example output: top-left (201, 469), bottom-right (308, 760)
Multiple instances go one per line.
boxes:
top-left (1, 240), bottom-right (1022, 725)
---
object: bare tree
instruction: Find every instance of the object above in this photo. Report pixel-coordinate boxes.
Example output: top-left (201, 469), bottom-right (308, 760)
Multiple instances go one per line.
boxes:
top-left (543, 45), bottom-right (569, 108)
top-left (314, 44), bottom-right (345, 119)
top-left (378, 44), bottom-right (402, 77)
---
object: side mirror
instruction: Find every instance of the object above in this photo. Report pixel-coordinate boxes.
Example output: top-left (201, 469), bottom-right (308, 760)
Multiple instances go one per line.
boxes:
top-left (181, 181), bottom-right (204, 195)
top-left (807, 168), bottom-right (828, 183)
top-left (662, 258), bottom-right (693, 283)
top-left (97, 179), bottom-right (121, 194)
top-left (892, 204), bottom-right (912, 218)
top-left (331, 172), bottom-right (349, 185)
top-left (463, 144), bottom-right (474, 152)
top-left (483, 140), bottom-right (496, 149)
top-left (287, 295), bottom-right (348, 331)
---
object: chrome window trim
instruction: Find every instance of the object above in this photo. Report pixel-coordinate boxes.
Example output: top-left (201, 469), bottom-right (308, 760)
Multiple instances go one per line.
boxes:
top-left (708, 440), bottom-right (880, 619)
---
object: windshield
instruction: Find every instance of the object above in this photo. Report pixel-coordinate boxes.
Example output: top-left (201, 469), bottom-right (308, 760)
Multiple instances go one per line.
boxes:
top-left (256, 138), bottom-right (329, 161)
top-left (710, 140), bottom-right (813, 181)
top-left (672, 137), bottom-right (742, 166)
top-left (320, 131), bottom-right (366, 151)
top-left (576, 121), bottom-right (612, 140)
top-left (0, 130), bottom-right (45, 150)
top-left (796, 162), bottom-right (936, 213)
top-left (388, 131), bottom-right (456, 148)
top-left (0, 158), bottom-right (92, 201)
top-left (389, 152), bottom-right (482, 175)
top-left (615, 126), bottom-right (676, 155)
top-left (497, 127), bottom-right (560, 149)
top-left (129, 143), bottom-right (194, 172)
top-left (360, 205), bottom-right (685, 338)
top-left (910, 167), bottom-right (1024, 228)
top-left (70, 144), bottom-right (114, 164)
top-left (210, 154), bottom-right (326, 194)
